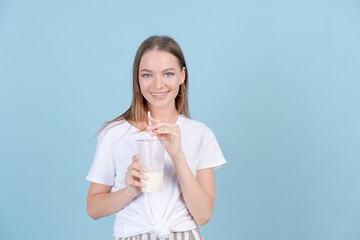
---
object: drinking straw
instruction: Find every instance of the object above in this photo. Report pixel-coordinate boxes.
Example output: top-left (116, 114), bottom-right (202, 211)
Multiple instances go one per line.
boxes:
top-left (147, 111), bottom-right (156, 169)
top-left (148, 111), bottom-right (154, 140)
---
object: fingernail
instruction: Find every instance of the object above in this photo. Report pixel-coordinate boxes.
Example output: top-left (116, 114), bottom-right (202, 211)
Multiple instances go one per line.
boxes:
top-left (142, 167), bottom-right (148, 172)
top-left (144, 175), bottom-right (149, 180)
top-left (142, 183), bottom-right (146, 187)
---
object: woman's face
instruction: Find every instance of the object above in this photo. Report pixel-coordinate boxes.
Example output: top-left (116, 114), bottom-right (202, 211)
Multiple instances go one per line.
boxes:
top-left (139, 49), bottom-right (185, 111)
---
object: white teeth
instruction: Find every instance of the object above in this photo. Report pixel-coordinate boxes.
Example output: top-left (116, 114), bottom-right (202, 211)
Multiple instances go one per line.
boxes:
top-left (152, 92), bottom-right (167, 96)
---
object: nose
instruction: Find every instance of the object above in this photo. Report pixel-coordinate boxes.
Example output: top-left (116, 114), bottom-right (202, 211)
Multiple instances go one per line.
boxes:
top-left (153, 75), bottom-right (164, 89)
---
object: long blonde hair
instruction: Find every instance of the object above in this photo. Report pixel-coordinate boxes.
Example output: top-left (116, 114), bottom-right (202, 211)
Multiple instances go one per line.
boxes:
top-left (96, 35), bottom-right (190, 135)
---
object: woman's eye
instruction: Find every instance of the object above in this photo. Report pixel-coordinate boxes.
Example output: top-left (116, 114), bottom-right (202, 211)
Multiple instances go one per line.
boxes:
top-left (165, 72), bottom-right (174, 77)
top-left (142, 74), bottom-right (151, 78)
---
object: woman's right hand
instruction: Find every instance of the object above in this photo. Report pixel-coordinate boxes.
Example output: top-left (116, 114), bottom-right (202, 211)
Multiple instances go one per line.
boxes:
top-left (124, 154), bottom-right (148, 197)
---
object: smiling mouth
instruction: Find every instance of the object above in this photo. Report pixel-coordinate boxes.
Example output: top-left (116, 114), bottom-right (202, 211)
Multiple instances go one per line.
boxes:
top-left (151, 91), bottom-right (169, 96)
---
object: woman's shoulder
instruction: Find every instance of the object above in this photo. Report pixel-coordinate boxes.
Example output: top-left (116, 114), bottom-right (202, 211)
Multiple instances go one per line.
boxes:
top-left (97, 119), bottom-right (132, 142)
top-left (179, 115), bottom-right (215, 136)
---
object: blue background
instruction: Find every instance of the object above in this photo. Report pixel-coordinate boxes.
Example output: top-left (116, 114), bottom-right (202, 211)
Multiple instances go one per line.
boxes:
top-left (1, 0), bottom-right (359, 239)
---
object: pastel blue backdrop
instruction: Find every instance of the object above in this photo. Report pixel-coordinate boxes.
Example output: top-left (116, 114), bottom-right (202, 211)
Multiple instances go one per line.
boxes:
top-left (1, 0), bottom-right (359, 239)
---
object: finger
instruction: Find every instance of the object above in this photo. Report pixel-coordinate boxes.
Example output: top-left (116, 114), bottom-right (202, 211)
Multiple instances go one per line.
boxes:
top-left (132, 154), bottom-right (140, 162)
top-left (153, 123), bottom-right (180, 132)
top-left (130, 178), bottom-right (145, 188)
top-left (153, 128), bottom-right (179, 136)
top-left (125, 173), bottom-right (140, 184)
top-left (132, 161), bottom-right (148, 172)
top-left (131, 169), bottom-right (149, 180)
top-left (150, 124), bottom-right (179, 134)
top-left (156, 134), bottom-right (168, 141)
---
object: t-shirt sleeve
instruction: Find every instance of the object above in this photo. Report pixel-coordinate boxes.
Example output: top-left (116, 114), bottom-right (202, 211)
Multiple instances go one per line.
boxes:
top-left (86, 130), bottom-right (116, 186)
top-left (197, 128), bottom-right (226, 170)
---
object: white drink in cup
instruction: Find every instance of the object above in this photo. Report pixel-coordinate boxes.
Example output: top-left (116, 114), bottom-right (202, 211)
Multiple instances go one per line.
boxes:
top-left (137, 139), bottom-right (165, 192)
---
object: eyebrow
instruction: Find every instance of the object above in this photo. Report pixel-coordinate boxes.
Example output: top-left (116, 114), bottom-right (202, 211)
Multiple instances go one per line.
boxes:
top-left (140, 69), bottom-right (153, 73)
top-left (162, 68), bottom-right (175, 72)
top-left (140, 68), bottom-right (176, 73)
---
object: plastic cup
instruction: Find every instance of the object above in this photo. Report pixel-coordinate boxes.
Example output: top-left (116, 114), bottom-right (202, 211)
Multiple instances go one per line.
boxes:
top-left (137, 139), bottom-right (165, 192)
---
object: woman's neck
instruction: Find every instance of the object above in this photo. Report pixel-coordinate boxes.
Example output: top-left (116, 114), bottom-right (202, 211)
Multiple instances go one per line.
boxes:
top-left (148, 106), bottom-right (179, 123)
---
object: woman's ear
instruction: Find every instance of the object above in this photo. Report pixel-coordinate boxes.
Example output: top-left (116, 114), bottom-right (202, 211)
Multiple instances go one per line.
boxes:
top-left (180, 67), bottom-right (186, 84)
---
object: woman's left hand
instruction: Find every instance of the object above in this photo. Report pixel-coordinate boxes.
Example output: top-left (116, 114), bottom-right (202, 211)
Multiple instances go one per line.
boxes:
top-left (147, 116), bottom-right (183, 160)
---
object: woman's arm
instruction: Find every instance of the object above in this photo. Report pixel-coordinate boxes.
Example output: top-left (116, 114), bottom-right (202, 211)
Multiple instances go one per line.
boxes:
top-left (87, 183), bottom-right (136, 220)
top-left (87, 155), bottom-right (148, 220)
top-left (173, 152), bottom-right (215, 225)
top-left (148, 117), bottom-right (216, 225)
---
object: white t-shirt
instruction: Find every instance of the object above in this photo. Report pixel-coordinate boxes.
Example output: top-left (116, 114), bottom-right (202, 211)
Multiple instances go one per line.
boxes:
top-left (86, 115), bottom-right (226, 238)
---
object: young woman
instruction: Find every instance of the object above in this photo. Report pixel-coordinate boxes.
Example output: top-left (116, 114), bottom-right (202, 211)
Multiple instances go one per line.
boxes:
top-left (86, 36), bottom-right (226, 240)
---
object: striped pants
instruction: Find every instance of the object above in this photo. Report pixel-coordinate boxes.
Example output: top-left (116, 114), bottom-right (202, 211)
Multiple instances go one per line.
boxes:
top-left (113, 228), bottom-right (204, 240)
